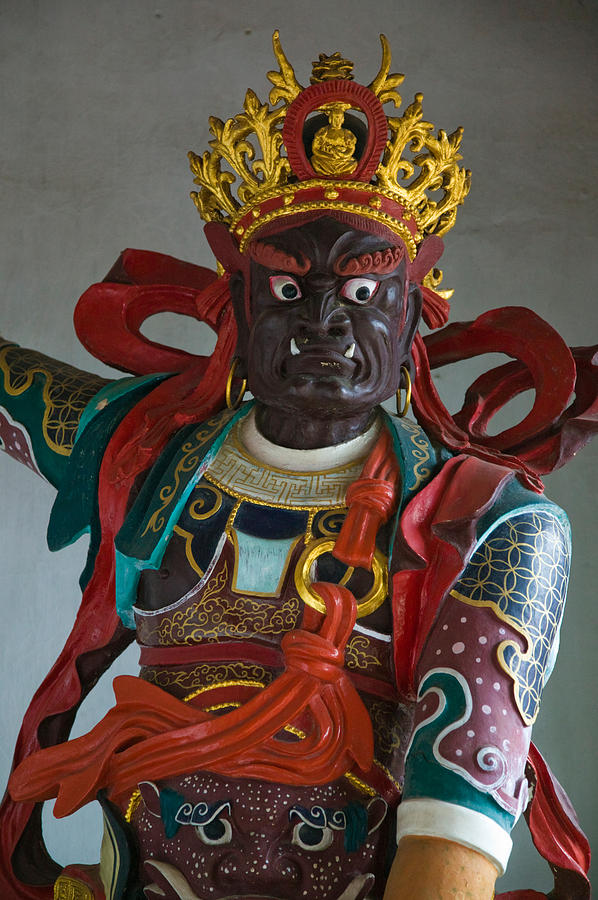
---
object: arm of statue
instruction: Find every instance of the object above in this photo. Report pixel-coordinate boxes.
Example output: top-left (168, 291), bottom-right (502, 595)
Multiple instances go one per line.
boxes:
top-left (0, 335), bottom-right (109, 487)
top-left (385, 505), bottom-right (570, 897)
top-left (384, 836), bottom-right (497, 898)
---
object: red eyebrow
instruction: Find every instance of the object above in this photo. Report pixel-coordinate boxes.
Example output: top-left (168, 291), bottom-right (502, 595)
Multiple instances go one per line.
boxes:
top-left (249, 241), bottom-right (311, 275)
top-left (334, 246), bottom-right (405, 276)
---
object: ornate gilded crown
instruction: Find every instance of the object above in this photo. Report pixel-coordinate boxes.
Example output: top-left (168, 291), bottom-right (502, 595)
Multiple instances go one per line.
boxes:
top-left (188, 32), bottom-right (471, 264)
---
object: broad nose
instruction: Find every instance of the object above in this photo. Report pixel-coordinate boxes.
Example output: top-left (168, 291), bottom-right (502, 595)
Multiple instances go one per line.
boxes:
top-left (213, 846), bottom-right (302, 892)
top-left (297, 284), bottom-right (353, 345)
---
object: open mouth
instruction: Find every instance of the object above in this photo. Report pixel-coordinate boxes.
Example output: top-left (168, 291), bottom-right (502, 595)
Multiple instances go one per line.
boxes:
top-left (290, 337), bottom-right (356, 359)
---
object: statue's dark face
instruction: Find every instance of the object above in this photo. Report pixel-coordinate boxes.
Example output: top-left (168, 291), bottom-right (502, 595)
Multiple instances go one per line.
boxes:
top-left (232, 218), bottom-right (421, 447)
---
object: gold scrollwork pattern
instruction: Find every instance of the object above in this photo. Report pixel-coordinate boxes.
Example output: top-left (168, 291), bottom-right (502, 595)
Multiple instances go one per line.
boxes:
top-left (451, 511), bottom-right (570, 725)
top-left (143, 661), bottom-right (274, 693)
top-left (312, 509), bottom-right (347, 538)
top-left (188, 484), bottom-right (224, 520)
top-left (345, 634), bottom-right (382, 671)
top-left (0, 345), bottom-right (106, 455)
top-left (397, 417), bottom-right (432, 493)
top-left (145, 562), bottom-right (301, 645)
top-left (141, 413), bottom-right (235, 536)
top-left (368, 700), bottom-right (404, 755)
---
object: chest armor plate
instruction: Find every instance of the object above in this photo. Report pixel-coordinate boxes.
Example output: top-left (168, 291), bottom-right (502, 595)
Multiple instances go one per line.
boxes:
top-left (134, 443), bottom-right (411, 785)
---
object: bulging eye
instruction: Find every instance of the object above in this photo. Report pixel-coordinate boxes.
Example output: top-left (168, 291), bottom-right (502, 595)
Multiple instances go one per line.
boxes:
top-left (292, 821), bottom-right (334, 852)
top-left (340, 278), bottom-right (379, 304)
top-left (195, 816), bottom-right (232, 846)
top-left (269, 275), bottom-right (302, 301)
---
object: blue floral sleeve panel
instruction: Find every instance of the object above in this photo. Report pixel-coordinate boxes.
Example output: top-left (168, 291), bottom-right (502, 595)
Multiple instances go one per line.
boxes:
top-left (397, 507), bottom-right (571, 874)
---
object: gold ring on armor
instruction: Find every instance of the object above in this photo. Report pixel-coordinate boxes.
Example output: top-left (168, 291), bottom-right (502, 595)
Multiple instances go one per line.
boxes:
top-left (294, 537), bottom-right (388, 618)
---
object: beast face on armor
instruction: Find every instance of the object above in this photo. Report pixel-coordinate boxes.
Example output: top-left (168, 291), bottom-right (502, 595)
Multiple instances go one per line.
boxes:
top-left (135, 773), bottom-right (391, 899)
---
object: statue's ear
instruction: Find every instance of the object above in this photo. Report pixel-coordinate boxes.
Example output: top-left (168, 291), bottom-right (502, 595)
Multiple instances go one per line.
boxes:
top-left (366, 797), bottom-right (388, 835)
top-left (205, 222), bottom-right (249, 367)
top-left (399, 281), bottom-right (423, 383)
top-left (229, 269), bottom-right (249, 368)
top-left (405, 282), bottom-right (423, 345)
top-left (204, 222), bottom-right (244, 273)
top-left (138, 781), bottom-right (161, 817)
top-left (409, 234), bottom-right (444, 283)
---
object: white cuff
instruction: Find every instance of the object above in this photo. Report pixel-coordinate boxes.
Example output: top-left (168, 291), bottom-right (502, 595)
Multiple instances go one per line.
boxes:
top-left (395, 798), bottom-right (512, 876)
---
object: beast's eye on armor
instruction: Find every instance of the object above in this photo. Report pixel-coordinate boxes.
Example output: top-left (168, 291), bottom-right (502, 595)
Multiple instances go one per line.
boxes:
top-left (292, 821), bottom-right (334, 851)
top-left (340, 278), bottom-right (379, 304)
top-left (269, 275), bottom-right (302, 301)
top-left (195, 815), bottom-right (232, 845)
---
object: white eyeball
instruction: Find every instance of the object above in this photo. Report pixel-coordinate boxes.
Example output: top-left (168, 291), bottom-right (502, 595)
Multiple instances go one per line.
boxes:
top-left (269, 274), bottom-right (302, 301)
top-left (340, 278), bottom-right (379, 304)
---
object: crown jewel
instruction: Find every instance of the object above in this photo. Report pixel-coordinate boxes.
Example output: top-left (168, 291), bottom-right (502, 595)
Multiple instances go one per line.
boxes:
top-left (188, 32), bottom-right (471, 260)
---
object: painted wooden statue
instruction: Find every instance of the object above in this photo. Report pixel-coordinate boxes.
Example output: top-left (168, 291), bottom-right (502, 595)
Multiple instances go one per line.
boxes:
top-left (0, 33), bottom-right (594, 900)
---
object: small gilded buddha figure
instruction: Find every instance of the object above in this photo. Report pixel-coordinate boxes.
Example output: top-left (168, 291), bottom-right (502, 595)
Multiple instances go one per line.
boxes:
top-left (311, 102), bottom-right (358, 175)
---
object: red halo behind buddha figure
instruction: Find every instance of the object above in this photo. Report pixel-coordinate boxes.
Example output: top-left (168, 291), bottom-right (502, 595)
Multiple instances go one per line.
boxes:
top-left (283, 79), bottom-right (389, 183)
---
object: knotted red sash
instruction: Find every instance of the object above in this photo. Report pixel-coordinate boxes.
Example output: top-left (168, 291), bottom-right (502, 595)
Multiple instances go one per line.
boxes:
top-left (10, 582), bottom-right (375, 816)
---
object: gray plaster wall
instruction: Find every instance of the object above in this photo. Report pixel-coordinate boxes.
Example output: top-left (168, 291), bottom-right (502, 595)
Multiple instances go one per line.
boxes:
top-left (0, 0), bottom-right (596, 893)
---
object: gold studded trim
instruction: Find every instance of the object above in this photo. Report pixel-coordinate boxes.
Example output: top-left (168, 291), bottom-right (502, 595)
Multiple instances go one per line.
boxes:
top-left (234, 187), bottom-right (420, 258)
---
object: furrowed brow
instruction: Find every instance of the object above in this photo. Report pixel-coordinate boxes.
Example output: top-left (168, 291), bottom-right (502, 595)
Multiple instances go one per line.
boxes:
top-left (249, 241), bottom-right (311, 275)
top-left (334, 246), bottom-right (405, 276)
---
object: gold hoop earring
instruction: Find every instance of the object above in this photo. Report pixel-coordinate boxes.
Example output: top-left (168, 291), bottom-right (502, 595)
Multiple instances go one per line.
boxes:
top-left (226, 357), bottom-right (247, 410)
top-left (396, 366), bottom-right (412, 418)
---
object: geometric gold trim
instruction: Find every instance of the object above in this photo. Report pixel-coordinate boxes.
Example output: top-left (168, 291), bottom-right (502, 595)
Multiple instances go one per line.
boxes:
top-left (204, 419), bottom-right (364, 509)
top-left (204, 471), bottom-right (350, 511)
top-left (0, 344), bottom-right (105, 457)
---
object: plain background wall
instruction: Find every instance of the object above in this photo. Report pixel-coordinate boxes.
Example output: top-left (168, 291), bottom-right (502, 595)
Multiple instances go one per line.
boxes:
top-left (0, 0), bottom-right (596, 893)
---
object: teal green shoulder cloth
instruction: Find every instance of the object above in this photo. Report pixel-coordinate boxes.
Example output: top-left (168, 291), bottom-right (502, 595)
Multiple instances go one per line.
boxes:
top-left (114, 402), bottom-right (252, 627)
top-left (48, 374), bottom-right (168, 591)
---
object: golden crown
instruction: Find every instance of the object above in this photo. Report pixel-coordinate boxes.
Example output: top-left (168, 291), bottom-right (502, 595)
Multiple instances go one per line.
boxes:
top-left (188, 32), bottom-right (471, 262)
